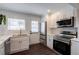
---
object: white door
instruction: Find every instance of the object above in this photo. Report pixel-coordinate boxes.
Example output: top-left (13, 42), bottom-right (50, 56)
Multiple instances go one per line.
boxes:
top-left (30, 21), bottom-right (40, 45)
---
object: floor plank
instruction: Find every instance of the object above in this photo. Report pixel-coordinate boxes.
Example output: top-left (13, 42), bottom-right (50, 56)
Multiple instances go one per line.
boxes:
top-left (11, 43), bottom-right (58, 55)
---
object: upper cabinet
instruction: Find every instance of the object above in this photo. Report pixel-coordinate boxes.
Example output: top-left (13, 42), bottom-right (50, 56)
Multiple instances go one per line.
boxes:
top-left (50, 15), bottom-right (58, 28)
top-left (47, 13), bottom-right (68, 28)
top-left (46, 6), bottom-right (75, 28)
top-left (48, 16), bottom-right (57, 28)
top-left (47, 12), bottom-right (62, 28)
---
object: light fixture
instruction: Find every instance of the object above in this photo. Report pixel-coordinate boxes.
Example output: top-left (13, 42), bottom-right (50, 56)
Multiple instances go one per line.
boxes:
top-left (47, 9), bottom-right (52, 15)
top-left (48, 9), bottom-right (51, 13)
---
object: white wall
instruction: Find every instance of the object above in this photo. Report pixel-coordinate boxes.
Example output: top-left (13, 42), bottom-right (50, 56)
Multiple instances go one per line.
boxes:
top-left (74, 8), bottom-right (79, 39)
top-left (0, 9), bottom-right (41, 45)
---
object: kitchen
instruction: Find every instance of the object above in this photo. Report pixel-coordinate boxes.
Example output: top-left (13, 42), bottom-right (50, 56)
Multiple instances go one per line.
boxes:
top-left (0, 3), bottom-right (79, 55)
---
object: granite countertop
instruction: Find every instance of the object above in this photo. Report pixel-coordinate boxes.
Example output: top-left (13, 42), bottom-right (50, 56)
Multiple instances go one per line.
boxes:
top-left (0, 35), bottom-right (12, 45)
top-left (12, 34), bottom-right (29, 38)
top-left (0, 34), bottom-right (30, 45)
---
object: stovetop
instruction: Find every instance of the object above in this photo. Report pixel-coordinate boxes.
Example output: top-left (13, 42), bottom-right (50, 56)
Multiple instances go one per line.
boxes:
top-left (53, 35), bottom-right (75, 44)
top-left (59, 35), bottom-right (74, 39)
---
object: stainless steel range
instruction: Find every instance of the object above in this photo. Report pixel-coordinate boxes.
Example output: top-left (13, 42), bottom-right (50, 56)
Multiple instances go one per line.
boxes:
top-left (53, 31), bottom-right (77, 55)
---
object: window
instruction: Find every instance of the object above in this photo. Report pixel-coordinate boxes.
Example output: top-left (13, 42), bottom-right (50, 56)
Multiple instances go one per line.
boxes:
top-left (41, 22), bottom-right (45, 34)
top-left (8, 18), bottom-right (25, 30)
top-left (31, 21), bottom-right (39, 32)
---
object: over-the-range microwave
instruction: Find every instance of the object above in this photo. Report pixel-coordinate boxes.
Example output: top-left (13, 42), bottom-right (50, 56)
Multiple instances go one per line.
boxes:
top-left (57, 17), bottom-right (74, 28)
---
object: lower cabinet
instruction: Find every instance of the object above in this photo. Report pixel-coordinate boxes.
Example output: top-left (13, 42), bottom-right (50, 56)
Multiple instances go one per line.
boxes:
top-left (47, 34), bottom-right (53, 50)
top-left (0, 39), bottom-right (10, 55)
top-left (71, 40), bottom-right (79, 55)
top-left (0, 43), bottom-right (5, 55)
top-left (5, 39), bottom-right (10, 55)
top-left (10, 36), bottom-right (29, 54)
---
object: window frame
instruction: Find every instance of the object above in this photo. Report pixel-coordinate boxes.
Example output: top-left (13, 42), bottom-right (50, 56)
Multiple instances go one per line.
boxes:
top-left (8, 18), bottom-right (25, 30)
top-left (31, 21), bottom-right (39, 33)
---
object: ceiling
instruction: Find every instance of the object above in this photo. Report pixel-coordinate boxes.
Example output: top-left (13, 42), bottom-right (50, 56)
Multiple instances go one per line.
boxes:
top-left (0, 3), bottom-right (78, 16)
top-left (69, 3), bottom-right (79, 9)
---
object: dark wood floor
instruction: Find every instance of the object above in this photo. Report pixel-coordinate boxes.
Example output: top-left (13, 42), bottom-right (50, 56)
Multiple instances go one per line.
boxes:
top-left (11, 43), bottom-right (58, 55)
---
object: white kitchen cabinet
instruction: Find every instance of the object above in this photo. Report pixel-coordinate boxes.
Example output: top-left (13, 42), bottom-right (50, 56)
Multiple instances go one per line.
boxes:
top-left (50, 17), bottom-right (58, 28)
top-left (10, 36), bottom-right (29, 54)
top-left (47, 13), bottom-right (61, 28)
top-left (20, 37), bottom-right (29, 50)
top-left (47, 16), bottom-right (57, 28)
top-left (47, 34), bottom-right (53, 50)
top-left (11, 38), bottom-right (20, 52)
top-left (71, 39), bottom-right (79, 55)
top-left (0, 43), bottom-right (5, 55)
top-left (30, 33), bottom-right (40, 45)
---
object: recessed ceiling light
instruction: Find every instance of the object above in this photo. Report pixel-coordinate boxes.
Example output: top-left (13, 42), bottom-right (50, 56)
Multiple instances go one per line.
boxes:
top-left (48, 9), bottom-right (51, 13)
top-left (47, 9), bottom-right (52, 15)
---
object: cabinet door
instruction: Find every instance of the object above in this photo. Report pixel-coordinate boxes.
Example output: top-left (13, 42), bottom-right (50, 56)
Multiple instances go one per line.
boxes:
top-left (11, 38), bottom-right (21, 52)
top-left (50, 15), bottom-right (58, 28)
top-left (20, 37), bottom-right (29, 50)
top-left (11, 37), bottom-right (29, 53)
top-left (71, 41), bottom-right (79, 55)
top-left (47, 35), bottom-right (53, 49)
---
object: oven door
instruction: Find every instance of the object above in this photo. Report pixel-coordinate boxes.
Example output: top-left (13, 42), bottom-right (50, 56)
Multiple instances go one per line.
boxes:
top-left (53, 40), bottom-right (70, 55)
